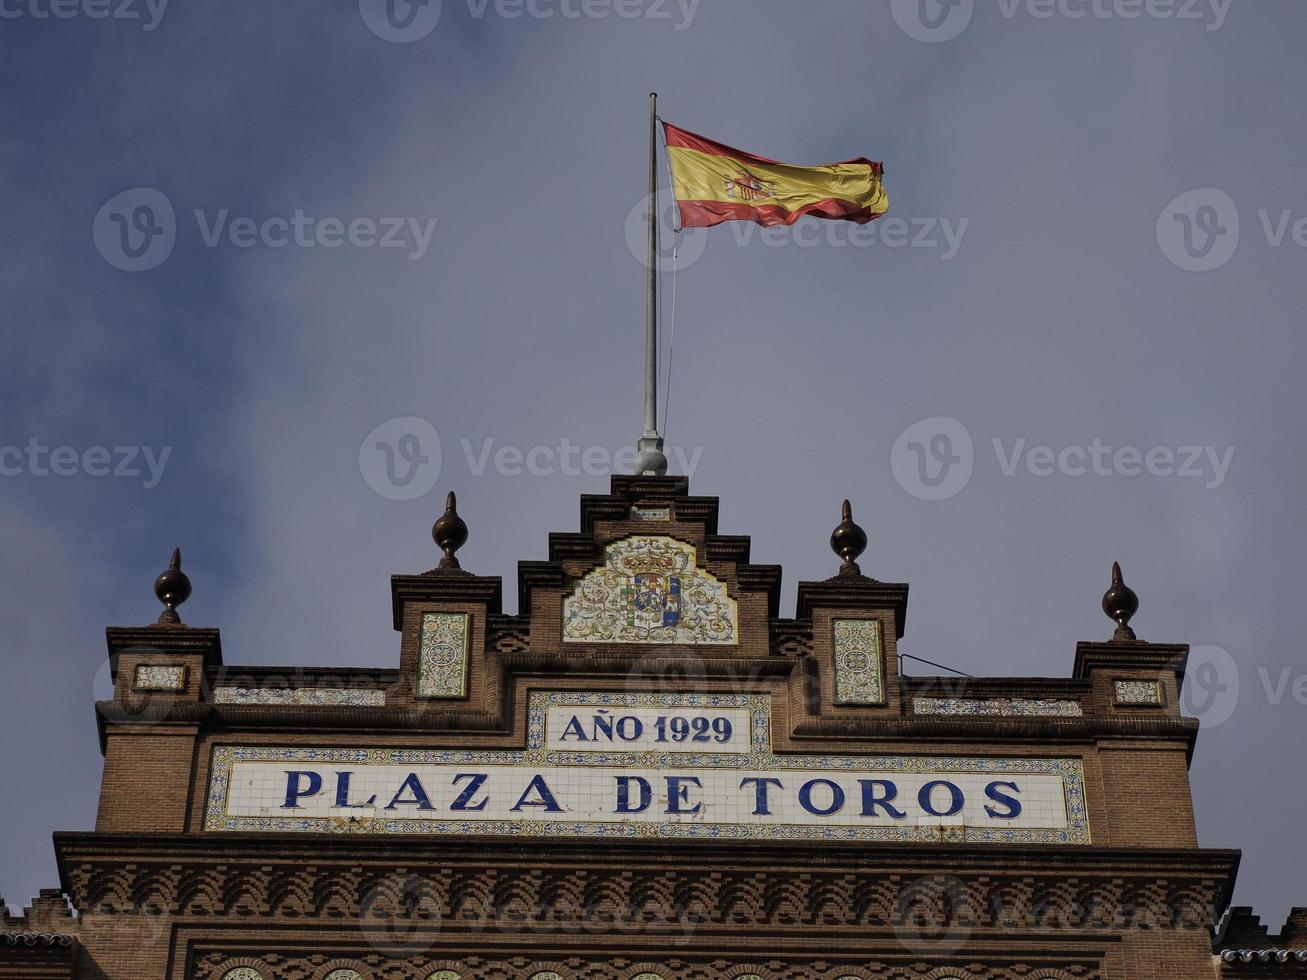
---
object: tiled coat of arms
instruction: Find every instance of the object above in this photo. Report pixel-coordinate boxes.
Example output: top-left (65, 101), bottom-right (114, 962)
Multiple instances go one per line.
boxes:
top-left (562, 536), bottom-right (737, 644)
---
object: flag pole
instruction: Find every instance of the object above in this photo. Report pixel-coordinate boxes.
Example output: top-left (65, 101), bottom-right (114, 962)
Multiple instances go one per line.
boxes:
top-left (635, 91), bottom-right (668, 477)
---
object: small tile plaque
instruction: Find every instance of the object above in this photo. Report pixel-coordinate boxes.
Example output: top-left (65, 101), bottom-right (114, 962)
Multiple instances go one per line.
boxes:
top-left (418, 612), bottom-right (470, 698)
top-left (832, 619), bottom-right (884, 705)
top-left (134, 664), bottom-right (185, 691)
top-left (1114, 679), bottom-right (1163, 705)
top-left (914, 698), bottom-right (1083, 717)
top-left (629, 506), bottom-right (671, 522)
top-left (213, 687), bottom-right (385, 707)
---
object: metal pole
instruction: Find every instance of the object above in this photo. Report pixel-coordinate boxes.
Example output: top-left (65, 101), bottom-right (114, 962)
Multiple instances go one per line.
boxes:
top-left (636, 92), bottom-right (668, 476)
top-left (645, 91), bottom-right (658, 440)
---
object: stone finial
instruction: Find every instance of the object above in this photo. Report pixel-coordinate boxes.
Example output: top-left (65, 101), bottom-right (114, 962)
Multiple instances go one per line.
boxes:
top-left (432, 491), bottom-right (468, 570)
top-left (1102, 561), bottom-right (1139, 641)
top-left (830, 499), bottom-right (868, 577)
top-left (153, 548), bottom-right (191, 626)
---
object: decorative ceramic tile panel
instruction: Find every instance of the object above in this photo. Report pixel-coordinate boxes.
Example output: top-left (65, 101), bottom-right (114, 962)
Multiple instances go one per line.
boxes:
top-left (205, 690), bottom-right (1089, 845)
top-left (418, 612), bottom-right (470, 698)
top-left (220, 970), bottom-right (263, 980)
top-left (213, 687), bottom-right (385, 706)
top-left (562, 536), bottom-right (737, 644)
top-left (913, 698), bottom-right (1084, 717)
top-left (831, 619), bottom-right (884, 705)
top-left (1114, 679), bottom-right (1163, 705)
top-left (629, 505), bottom-right (671, 521)
top-left (134, 664), bottom-right (185, 691)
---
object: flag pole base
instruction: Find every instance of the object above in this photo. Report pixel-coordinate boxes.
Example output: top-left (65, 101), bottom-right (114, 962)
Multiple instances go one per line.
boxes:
top-left (635, 434), bottom-right (668, 476)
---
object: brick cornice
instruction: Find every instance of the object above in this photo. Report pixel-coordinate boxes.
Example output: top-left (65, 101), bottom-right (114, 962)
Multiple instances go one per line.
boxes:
top-left (54, 832), bottom-right (1240, 936)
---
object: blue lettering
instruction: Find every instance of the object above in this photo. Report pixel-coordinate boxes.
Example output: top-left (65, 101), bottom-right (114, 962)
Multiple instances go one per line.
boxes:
top-left (450, 772), bottom-right (490, 811)
top-left (665, 775), bottom-right (703, 815)
top-left (615, 716), bottom-right (643, 741)
top-left (511, 774), bottom-right (563, 812)
top-left (283, 770), bottom-right (322, 809)
top-left (858, 779), bottom-right (907, 819)
top-left (560, 716), bottom-right (589, 741)
top-left (593, 713), bottom-right (614, 740)
top-left (798, 778), bottom-right (846, 816)
top-left (918, 780), bottom-right (965, 817)
top-left (333, 771), bottom-right (376, 808)
top-left (615, 775), bottom-right (652, 813)
top-left (739, 777), bottom-right (783, 816)
top-left (983, 780), bottom-right (1022, 820)
top-left (385, 772), bottom-right (435, 810)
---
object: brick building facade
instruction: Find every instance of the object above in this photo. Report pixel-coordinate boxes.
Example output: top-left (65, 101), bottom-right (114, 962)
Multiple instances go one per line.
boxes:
top-left (2, 475), bottom-right (1302, 978)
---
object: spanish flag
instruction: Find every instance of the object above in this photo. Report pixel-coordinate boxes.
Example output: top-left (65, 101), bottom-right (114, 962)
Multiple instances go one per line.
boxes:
top-left (663, 122), bottom-right (888, 229)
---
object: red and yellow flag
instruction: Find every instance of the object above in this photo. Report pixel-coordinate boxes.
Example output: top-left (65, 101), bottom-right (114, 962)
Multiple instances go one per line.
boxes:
top-left (663, 122), bottom-right (888, 229)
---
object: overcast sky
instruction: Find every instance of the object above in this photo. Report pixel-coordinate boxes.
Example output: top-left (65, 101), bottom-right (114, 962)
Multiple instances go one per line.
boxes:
top-left (3, 0), bottom-right (1305, 930)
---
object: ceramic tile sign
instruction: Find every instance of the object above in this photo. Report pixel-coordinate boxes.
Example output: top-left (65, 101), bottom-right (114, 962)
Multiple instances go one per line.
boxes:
top-left (205, 691), bottom-right (1088, 845)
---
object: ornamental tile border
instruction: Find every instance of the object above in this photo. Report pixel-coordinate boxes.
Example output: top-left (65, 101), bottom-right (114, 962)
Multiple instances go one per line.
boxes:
top-left (913, 697), bottom-right (1084, 717)
top-left (213, 687), bottom-right (386, 707)
top-left (418, 611), bottom-right (470, 699)
top-left (1114, 679), bottom-right (1163, 705)
top-left (133, 664), bottom-right (186, 691)
top-left (832, 619), bottom-right (884, 705)
top-left (204, 690), bottom-right (1089, 845)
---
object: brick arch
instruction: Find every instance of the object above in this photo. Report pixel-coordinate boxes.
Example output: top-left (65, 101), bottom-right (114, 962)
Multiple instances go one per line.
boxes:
top-left (312, 961), bottom-right (372, 980)
top-left (214, 959), bottom-right (271, 980)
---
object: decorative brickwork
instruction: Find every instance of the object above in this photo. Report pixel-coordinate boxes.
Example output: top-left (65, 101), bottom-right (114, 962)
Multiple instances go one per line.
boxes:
top-left (5, 475), bottom-right (1290, 980)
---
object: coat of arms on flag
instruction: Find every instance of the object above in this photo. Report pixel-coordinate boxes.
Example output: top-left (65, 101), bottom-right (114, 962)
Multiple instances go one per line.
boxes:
top-left (662, 121), bottom-right (888, 229)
